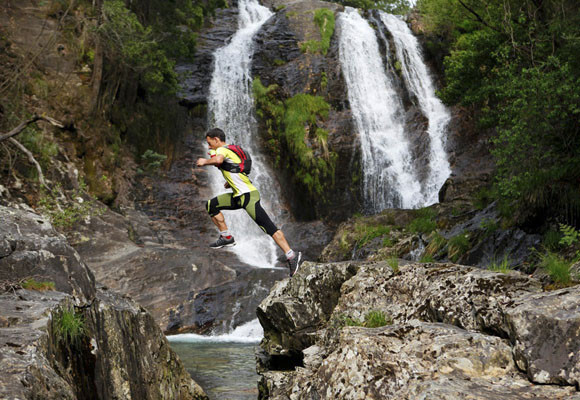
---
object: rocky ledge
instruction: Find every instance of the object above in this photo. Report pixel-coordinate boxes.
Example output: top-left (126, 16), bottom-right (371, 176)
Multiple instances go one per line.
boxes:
top-left (256, 261), bottom-right (580, 399)
top-left (0, 206), bottom-right (207, 399)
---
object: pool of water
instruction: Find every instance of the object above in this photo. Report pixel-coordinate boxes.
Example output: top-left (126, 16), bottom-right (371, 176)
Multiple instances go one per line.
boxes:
top-left (170, 341), bottom-right (260, 399)
top-left (168, 320), bottom-right (262, 400)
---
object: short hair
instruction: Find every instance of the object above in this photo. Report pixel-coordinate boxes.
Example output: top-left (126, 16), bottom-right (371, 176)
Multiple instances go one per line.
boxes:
top-left (206, 128), bottom-right (226, 142)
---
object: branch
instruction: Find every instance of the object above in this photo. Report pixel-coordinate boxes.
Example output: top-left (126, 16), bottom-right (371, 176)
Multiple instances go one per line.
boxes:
top-left (8, 138), bottom-right (47, 187)
top-left (457, 0), bottom-right (501, 33)
top-left (0, 114), bottom-right (64, 143)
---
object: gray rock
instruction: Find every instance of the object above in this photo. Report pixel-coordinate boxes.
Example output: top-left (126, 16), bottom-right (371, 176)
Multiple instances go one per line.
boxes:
top-left (506, 286), bottom-right (580, 386)
top-left (257, 261), bottom-right (580, 398)
top-left (0, 205), bottom-right (209, 399)
top-left (0, 206), bottom-right (95, 300)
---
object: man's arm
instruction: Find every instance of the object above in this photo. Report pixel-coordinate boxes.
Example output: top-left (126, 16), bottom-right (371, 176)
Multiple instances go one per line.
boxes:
top-left (196, 153), bottom-right (224, 167)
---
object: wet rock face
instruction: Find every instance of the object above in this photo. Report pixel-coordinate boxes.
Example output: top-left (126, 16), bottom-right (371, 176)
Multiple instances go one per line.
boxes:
top-left (257, 261), bottom-right (580, 399)
top-left (251, 3), bottom-right (362, 221)
top-left (177, 6), bottom-right (240, 107)
top-left (0, 206), bottom-right (95, 300)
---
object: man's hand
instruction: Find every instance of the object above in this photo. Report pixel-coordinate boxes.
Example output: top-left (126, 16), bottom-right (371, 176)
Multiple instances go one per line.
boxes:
top-left (224, 182), bottom-right (231, 189)
top-left (196, 158), bottom-right (207, 167)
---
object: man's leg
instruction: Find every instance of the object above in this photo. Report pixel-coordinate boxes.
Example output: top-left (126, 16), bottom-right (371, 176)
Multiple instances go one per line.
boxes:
top-left (206, 193), bottom-right (240, 248)
top-left (242, 191), bottom-right (302, 275)
top-left (272, 230), bottom-right (291, 253)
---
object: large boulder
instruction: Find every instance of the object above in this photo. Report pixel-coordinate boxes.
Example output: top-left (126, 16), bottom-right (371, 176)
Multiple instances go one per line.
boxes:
top-left (0, 206), bottom-right (95, 299)
top-left (257, 261), bottom-right (580, 399)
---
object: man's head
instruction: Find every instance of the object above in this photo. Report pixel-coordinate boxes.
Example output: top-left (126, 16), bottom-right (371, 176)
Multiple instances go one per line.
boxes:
top-left (205, 128), bottom-right (226, 149)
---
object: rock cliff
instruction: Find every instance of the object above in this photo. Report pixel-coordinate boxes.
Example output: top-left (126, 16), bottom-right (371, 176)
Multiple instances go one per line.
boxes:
top-left (257, 261), bottom-right (580, 399)
top-left (0, 206), bottom-right (208, 399)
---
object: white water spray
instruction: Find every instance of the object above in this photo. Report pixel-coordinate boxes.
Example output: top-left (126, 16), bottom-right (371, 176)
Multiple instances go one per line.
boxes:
top-left (379, 13), bottom-right (451, 205)
top-left (207, 0), bottom-right (280, 268)
top-left (167, 319), bottom-right (263, 343)
top-left (338, 8), bottom-right (423, 211)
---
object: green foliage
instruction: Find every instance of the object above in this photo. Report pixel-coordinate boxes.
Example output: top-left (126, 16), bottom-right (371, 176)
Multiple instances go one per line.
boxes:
top-left (21, 278), bottom-right (56, 291)
top-left (418, 0), bottom-right (580, 225)
top-left (387, 256), bottom-right (399, 273)
top-left (52, 305), bottom-right (86, 348)
top-left (300, 9), bottom-right (335, 55)
top-left (38, 183), bottom-right (104, 229)
top-left (408, 207), bottom-right (437, 234)
top-left (540, 251), bottom-right (572, 286)
top-left (474, 187), bottom-right (494, 211)
top-left (99, 0), bottom-right (178, 94)
top-left (543, 229), bottom-right (563, 251)
top-left (448, 233), bottom-right (470, 262)
top-left (331, 0), bottom-right (410, 13)
top-left (338, 310), bottom-right (392, 328)
top-left (355, 223), bottom-right (391, 247)
top-left (320, 71), bottom-right (328, 90)
top-left (488, 254), bottom-right (513, 273)
top-left (424, 231), bottom-right (446, 257)
top-left (420, 254), bottom-right (434, 263)
top-left (141, 149), bottom-right (167, 172)
top-left (364, 310), bottom-right (392, 328)
top-left (559, 224), bottom-right (580, 247)
top-left (480, 218), bottom-right (499, 237)
top-left (252, 78), bottom-right (337, 197)
top-left (19, 125), bottom-right (59, 169)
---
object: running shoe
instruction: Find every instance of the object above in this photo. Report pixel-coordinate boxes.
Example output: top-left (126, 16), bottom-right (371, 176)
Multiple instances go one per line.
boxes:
top-left (209, 235), bottom-right (236, 249)
top-left (287, 252), bottom-right (303, 277)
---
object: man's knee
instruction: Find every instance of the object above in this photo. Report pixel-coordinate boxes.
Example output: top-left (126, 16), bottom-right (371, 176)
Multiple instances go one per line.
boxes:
top-left (206, 198), bottom-right (219, 217)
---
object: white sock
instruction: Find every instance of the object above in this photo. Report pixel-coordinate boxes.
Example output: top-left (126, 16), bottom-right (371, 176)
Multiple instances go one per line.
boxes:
top-left (286, 249), bottom-right (295, 260)
top-left (220, 230), bottom-right (232, 238)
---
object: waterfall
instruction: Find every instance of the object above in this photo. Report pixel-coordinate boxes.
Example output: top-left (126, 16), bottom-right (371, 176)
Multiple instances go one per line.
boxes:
top-left (379, 12), bottom-right (451, 205)
top-left (207, 0), bottom-right (280, 268)
top-left (338, 7), bottom-right (423, 211)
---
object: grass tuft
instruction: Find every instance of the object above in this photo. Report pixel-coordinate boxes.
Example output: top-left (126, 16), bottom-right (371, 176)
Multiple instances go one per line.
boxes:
top-left (21, 278), bottom-right (55, 291)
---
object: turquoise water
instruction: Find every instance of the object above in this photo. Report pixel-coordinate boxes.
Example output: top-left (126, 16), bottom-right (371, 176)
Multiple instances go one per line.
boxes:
top-left (170, 341), bottom-right (260, 400)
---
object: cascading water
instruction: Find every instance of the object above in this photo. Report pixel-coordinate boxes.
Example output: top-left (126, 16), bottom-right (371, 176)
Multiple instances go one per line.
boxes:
top-left (207, 0), bottom-right (280, 268)
top-left (338, 7), bottom-right (424, 212)
top-left (379, 12), bottom-right (451, 205)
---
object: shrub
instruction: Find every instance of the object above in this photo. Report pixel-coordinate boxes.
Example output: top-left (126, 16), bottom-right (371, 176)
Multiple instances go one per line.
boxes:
top-left (448, 233), bottom-right (470, 262)
top-left (559, 224), bottom-right (580, 247)
top-left (252, 78), bottom-right (337, 197)
top-left (38, 184), bottom-right (103, 229)
top-left (420, 254), bottom-right (434, 263)
top-left (299, 9), bottom-right (335, 55)
top-left (141, 149), bottom-right (167, 172)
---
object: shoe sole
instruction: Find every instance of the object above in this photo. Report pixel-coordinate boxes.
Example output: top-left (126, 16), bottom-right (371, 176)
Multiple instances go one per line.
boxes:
top-left (290, 253), bottom-right (303, 277)
top-left (210, 243), bottom-right (236, 249)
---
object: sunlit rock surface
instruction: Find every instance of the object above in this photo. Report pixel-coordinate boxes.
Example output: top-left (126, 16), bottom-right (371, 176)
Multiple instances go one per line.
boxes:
top-left (257, 261), bottom-right (580, 399)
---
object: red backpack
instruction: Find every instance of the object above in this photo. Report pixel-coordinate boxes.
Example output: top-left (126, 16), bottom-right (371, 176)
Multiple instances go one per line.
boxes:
top-left (220, 145), bottom-right (252, 175)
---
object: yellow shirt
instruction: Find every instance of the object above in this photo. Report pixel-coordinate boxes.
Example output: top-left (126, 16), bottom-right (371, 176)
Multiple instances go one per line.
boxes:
top-left (210, 146), bottom-right (257, 197)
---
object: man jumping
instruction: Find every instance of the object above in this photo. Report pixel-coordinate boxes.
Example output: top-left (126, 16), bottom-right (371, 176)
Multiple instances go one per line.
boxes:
top-left (196, 128), bottom-right (303, 277)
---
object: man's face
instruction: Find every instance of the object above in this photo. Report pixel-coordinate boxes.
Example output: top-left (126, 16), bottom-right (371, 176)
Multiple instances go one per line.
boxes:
top-left (206, 136), bottom-right (221, 150)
